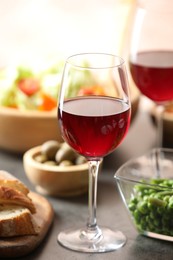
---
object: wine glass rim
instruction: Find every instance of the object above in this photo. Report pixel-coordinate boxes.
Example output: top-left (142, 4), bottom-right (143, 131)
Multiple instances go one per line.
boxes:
top-left (66, 53), bottom-right (125, 69)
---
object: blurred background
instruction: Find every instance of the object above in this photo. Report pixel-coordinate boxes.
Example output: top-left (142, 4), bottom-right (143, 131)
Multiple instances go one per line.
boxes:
top-left (0, 0), bottom-right (144, 154)
top-left (0, 0), bottom-right (135, 66)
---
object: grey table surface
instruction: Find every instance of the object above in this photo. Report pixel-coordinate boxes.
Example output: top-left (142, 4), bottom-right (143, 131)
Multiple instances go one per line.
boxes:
top-left (1, 106), bottom-right (173, 260)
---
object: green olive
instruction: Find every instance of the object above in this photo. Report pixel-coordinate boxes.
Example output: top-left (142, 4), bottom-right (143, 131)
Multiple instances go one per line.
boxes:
top-left (75, 156), bottom-right (87, 165)
top-left (59, 160), bottom-right (74, 166)
top-left (55, 143), bottom-right (77, 163)
top-left (43, 160), bottom-right (57, 166)
top-left (34, 154), bottom-right (48, 163)
top-left (41, 140), bottom-right (61, 160)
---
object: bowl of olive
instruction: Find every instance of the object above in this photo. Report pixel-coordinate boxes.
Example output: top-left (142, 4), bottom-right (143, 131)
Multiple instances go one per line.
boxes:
top-left (115, 148), bottom-right (173, 241)
top-left (23, 140), bottom-right (89, 197)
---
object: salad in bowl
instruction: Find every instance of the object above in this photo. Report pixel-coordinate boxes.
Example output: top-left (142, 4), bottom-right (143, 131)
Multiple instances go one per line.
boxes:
top-left (0, 61), bottom-right (105, 111)
top-left (0, 61), bottom-right (107, 153)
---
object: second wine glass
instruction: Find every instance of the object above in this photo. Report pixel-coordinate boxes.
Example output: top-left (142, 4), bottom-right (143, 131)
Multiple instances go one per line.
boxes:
top-left (57, 53), bottom-right (131, 253)
top-left (129, 0), bottom-right (173, 146)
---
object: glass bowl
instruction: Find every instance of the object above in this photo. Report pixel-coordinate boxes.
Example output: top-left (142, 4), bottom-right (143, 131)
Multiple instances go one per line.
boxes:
top-left (115, 148), bottom-right (173, 242)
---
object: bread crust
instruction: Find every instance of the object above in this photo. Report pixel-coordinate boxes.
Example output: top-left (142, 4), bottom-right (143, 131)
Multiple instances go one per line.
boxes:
top-left (0, 170), bottom-right (29, 195)
top-left (0, 186), bottom-right (36, 214)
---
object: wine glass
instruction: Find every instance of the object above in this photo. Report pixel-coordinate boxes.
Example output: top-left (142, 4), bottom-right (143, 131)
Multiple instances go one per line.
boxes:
top-left (57, 53), bottom-right (131, 252)
top-left (129, 0), bottom-right (173, 146)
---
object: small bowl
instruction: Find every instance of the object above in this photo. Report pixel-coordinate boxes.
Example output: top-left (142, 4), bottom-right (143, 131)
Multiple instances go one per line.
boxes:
top-left (115, 148), bottom-right (173, 242)
top-left (23, 146), bottom-right (89, 197)
top-left (0, 107), bottom-right (63, 153)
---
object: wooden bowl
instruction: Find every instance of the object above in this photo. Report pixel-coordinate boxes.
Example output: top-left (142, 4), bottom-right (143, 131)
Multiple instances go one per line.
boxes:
top-left (0, 107), bottom-right (63, 153)
top-left (23, 146), bottom-right (89, 197)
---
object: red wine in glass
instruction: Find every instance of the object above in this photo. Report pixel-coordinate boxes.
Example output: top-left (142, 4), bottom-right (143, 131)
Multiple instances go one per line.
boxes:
top-left (58, 96), bottom-right (130, 158)
top-left (57, 53), bottom-right (131, 253)
top-left (130, 51), bottom-right (173, 103)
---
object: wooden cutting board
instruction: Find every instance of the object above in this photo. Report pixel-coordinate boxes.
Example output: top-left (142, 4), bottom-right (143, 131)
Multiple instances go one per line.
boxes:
top-left (0, 191), bottom-right (54, 258)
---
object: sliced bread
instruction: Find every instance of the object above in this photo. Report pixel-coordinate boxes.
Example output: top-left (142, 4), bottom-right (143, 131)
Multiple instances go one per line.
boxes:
top-left (0, 170), bottom-right (38, 237)
top-left (0, 185), bottom-right (36, 214)
top-left (0, 170), bottom-right (29, 195)
top-left (0, 205), bottom-right (39, 237)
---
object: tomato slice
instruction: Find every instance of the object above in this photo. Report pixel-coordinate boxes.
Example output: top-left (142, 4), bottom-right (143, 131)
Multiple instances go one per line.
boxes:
top-left (78, 85), bottom-right (105, 96)
top-left (18, 78), bottom-right (40, 96)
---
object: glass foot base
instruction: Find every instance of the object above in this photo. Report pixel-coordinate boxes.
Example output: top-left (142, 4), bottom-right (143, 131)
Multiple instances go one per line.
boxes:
top-left (57, 226), bottom-right (126, 253)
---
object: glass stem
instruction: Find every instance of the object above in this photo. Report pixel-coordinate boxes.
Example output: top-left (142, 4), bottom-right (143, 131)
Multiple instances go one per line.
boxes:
top-left (156, 105), bottom-right (164, 148)
top-left (80, 159), bottom-right (102, 242)
top-left (87, 160), bottom-right (100, 228)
